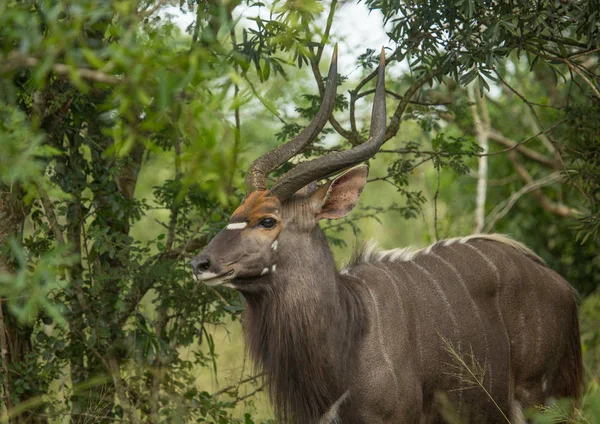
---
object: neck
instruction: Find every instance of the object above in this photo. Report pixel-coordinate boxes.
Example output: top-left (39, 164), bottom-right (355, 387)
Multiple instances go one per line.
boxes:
top-left (241, 228), bottom-right (365, 423)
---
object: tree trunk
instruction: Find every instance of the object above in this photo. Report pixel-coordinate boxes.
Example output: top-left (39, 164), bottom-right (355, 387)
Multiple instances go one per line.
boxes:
top-left (468, 85), bottom-right (490, 233)
top-left (0, 186), bottom-right (46, 424)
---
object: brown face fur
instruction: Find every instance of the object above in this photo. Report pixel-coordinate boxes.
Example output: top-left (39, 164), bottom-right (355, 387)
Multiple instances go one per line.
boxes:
top-left (230, 191), bottom-right (282, 227)
top-left (189, 190), bottom-right (283, 287)
top-left (190, 166), bottom-right (368, 289)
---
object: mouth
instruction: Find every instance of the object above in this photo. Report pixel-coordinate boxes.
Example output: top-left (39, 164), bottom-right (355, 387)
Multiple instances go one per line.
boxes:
top-left (193, 269), bottom-right (235, 287)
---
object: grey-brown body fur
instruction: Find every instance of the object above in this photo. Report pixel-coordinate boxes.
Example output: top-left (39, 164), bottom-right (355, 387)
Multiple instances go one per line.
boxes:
top-left (242, 224), bottom-right (582, 423)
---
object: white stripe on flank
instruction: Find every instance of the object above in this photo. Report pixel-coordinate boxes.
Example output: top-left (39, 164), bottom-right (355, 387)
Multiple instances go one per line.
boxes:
top-left (510, 400), bottom-right (526, 424)
top-left (463, 243), bottom-right (514, 392)
top-left (369, 263), bottom-right (419, 359)
top-left (432, 252), bottom-right (490, 352)
top-left (226, 222), bottom-right (247, 230)
top-left (319, 391), bottom-right (349, 424)
top-left (411, 262), bottom-right (460, 337)
top-left (393, 263), bottom-right (425, 369)
top-left (432, 250), bottom-right (492, 392)
top-left (349, 275), bottom-right (400, 394)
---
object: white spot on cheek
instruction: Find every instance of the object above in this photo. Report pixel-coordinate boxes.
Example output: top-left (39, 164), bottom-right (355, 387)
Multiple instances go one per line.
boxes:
top-left (542, 375), bottom-right (547, 392)
top-left (226, 222), bottom-right (248, 230)
top-left (261, 267), bottom-right (269, 276)
top-left (271, 240), bottom-right (278, 251)
top-left (272, 264), bottom-right (276, 272)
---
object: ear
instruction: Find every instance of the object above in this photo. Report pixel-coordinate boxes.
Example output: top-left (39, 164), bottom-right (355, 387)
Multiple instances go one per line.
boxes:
top-left (294, 181), bottom-right (318, 197)
top-left (311, 165), bottom-right (368, 220)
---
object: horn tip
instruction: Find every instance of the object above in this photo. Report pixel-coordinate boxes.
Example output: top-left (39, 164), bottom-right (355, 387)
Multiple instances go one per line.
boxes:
top-left (379, 47), bottom-right (385, 64)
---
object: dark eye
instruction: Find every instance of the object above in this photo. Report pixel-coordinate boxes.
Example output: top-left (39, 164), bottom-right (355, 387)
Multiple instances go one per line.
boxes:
top-left (260, 218), bottom-right (276, 228)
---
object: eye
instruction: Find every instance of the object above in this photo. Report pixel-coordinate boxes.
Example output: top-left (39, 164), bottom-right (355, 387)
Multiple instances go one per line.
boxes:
top-left (260, 218), bottom-right (276, 228)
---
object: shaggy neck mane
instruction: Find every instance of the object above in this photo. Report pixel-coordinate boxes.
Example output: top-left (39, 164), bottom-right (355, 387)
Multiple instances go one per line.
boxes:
top-left (241, 229), bottom-right (366, 423)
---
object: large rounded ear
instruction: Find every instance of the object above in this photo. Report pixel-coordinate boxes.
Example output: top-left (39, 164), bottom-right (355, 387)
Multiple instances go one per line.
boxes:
top-left (310, 165), bottom-right (368, 220)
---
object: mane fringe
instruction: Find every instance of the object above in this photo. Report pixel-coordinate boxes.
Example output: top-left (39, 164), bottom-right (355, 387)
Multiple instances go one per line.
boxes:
top-left (347, 233), bottom-right (546, 268)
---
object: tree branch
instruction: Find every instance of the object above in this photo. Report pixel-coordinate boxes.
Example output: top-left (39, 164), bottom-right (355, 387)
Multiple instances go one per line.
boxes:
top-left (487, 130), bottom-right (558, 168)
top-left (508, 152), bottom-right (580, 217)
top-left (148, 306), bottom-right (167, 424)
top-left (309, 60), bottom-right (353, 140)
top-left (356, 87), bottom-right (451, 106)
top-left (385, 69), bottom-right (444, 140)
top-left (211, 374), bottom-right (264, 397)
top-left (484, 172), bottom-right (564, 232)
top-left (561, 58), bottom-right (600, 98)
top-left (0, 52), bottom-right (122, 84)
top-left (137, 0), bottom-right (170, 19)
top-left (40, 194), bottom-right (66, 245)
top-left (477, 120), bottom-right (566, 157)
top-left (108, 356), bottom-right (140, 424)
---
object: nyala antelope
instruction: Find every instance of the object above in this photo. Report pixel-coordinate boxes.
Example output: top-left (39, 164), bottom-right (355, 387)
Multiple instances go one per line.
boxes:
top-left (190, 48), bottom-right (583, 423)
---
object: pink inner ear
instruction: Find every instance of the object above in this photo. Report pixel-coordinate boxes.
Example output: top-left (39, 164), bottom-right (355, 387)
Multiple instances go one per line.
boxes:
top-left (317, 166), bottom-right (368, 220)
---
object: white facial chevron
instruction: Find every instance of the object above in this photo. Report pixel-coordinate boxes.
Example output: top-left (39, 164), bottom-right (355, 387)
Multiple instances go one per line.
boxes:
top-left (226, 222), bottom-right (248, 230)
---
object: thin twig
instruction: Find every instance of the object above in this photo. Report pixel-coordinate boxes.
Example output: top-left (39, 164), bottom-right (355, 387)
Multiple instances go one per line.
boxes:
top-left (309, 60), bottom-right (353, 141)
top-left (508, 152), bottom-right (581, 217)
top-left (316, 0), bottom-right (337, 63)
top-left (441, 337), bottom-right (512, 424)
top-left (495, 70), bottom-right (544, 125)
top-left (229, 18), bottom-right (242, 194)
top-left (568, 46), bottom-right (600, 59)
top-left (562, 58), bottom-right (600, 98)
top-left (488, 130), bottom-right (558, 168)
top-left (484, 173), bottom-right (564, 232)
top-left (476, 120), bottom-right (566, 157)
top-left (356, 88), bottom-right (452, 105)
top-left (236, 384), bottom-right (266, 402)
top-left (211, 289), bottom-right (231, 307)
top-left (165, 139), bottom-right (182, 250)
top-left (385, 68), bottom-right (444, 140)
top-left (211, 374), bottom-right (265, 397)
top-left (137, 0), bottom-right (170, 19)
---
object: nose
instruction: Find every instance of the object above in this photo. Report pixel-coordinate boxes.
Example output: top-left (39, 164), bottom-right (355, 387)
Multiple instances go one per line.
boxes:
top-left (190, 255), bottom-right (211, 274)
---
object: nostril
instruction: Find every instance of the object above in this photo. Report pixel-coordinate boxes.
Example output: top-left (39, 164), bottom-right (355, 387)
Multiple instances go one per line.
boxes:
top-left (191, 255), bottom-right (211, 273)
top-left (198, 258), bottom-right (210, 271)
